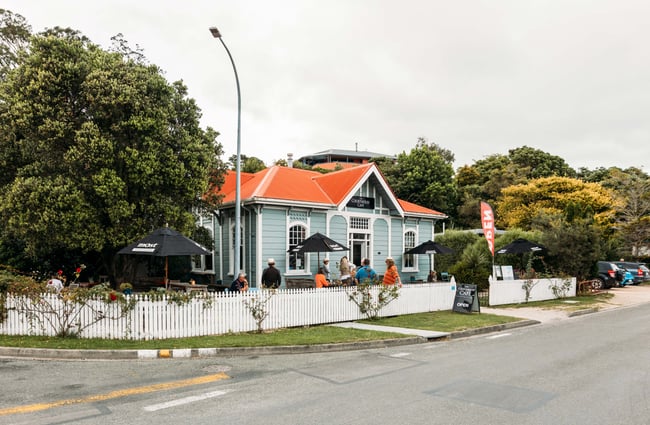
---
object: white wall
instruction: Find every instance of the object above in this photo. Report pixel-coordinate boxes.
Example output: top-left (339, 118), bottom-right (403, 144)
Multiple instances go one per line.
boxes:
top-left (488, 276), bottom-right (577, 306)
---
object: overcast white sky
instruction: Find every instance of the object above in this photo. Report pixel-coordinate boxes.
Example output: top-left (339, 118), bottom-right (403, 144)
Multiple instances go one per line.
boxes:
top-left (6, 1), bottom-right (650, 171)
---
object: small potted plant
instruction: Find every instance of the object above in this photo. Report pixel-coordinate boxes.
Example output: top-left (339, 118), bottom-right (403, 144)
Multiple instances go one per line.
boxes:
top-left (119, 282), bottom-right (133, 295)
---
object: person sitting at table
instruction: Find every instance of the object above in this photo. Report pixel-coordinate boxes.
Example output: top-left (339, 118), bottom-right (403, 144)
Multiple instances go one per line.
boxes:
top-left (315, 267), bottom-right (329, 288)
top-left (230, 272), bottom-right (249, 292)
top-left (46, 274), bottom-right (64, 293)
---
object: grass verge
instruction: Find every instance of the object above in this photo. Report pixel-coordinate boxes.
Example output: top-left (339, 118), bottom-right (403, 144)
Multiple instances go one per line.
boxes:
top-left (0, 310), bottom-right (525, 350)
top-left (360, 310), bottom-right (522, 332)
top-left (0, 326), bottom-right (412, 350)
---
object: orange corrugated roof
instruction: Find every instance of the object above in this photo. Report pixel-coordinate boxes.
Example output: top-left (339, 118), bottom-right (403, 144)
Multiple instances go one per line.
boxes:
top-left (253, 166), bottom-right (331, 203)
top-left (219, 170), bottom-right (256, 197)
top-left (313, 164), bottom-right (372, 204)
top-left (214, 164), bottom-right (446, 218)
top-left (398, 199), bottom-right (446, 217)
top-left (220, 167), bottom-right (332, 204)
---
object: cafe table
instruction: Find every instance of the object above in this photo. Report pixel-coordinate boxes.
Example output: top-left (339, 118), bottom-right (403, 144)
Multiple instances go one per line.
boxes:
top-left (169, 282), bottom-right (208, 293)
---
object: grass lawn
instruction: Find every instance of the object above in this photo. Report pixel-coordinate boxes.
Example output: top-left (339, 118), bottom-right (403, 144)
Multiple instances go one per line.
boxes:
top-left (0, 310), bottom-right (526, 350)
top-left (495, 292), bottom-right (614, 311)
top-left (360, 310), bottom-right (522, 332)
top-left (0, 326), bottom-right (414, 350)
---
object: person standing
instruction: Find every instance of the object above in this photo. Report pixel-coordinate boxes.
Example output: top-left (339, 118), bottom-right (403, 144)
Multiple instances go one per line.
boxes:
top-left (339, 256), bottom-right (351, 285)
top-left (261, 258), bottom-right (282, 289)
top-left (322, 259), bottom-right (331, 281)
top-left (382, 257), bottom-right (402, 286)
top-left (355, 258), bottom-right (377, 285)
top-left (230, 272), bottom-right (249, 292)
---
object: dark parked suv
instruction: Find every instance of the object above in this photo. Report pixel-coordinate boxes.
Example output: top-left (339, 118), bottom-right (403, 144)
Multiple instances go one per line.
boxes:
top-left (595, 261), bottom-right (625, 290)
top-left (613, 261), bottom-right (650, 285)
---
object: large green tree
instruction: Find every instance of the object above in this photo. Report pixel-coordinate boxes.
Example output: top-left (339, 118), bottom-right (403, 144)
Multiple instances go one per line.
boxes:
top-left (455, 146), bottom-right (576, 228)
top-left (0, 9), bottom-right (31, 81)
top-left (0, 26), bottom-right (225, 275)
top-left (600, 167), bottom-right (650, 259)
top-left (228, 154), bottom-right (267, 174)
top-left (534, 213), bottom-right (605, 281)
top-left (376, 138), bottom-right (457, 215)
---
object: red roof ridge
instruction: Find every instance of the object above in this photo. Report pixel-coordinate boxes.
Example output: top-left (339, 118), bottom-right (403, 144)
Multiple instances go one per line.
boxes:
top-left (251, 166), bottom-right (278, 198)
top-left (313, 163), bottom-right (374, 204)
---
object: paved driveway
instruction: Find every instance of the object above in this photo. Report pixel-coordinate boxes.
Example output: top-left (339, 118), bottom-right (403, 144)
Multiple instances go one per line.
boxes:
top-left (482, 284), bottom-right (650, 323)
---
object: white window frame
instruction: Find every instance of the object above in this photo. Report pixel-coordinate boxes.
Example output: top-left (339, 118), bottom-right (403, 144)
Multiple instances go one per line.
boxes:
top-left (403, 229), bottom-right (417, 271)
top-left (286, 222), bottom-right (308, 275)
top-left (229, 220), bottom-right (244, 276)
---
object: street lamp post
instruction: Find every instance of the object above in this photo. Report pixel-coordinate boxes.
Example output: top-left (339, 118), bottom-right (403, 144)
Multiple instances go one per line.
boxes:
top-left (209, 26), bottom-right (242, 277)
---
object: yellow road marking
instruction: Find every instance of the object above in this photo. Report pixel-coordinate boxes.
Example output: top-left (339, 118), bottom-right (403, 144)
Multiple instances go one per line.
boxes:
top-left (0, 372), bottom-right (230, 416)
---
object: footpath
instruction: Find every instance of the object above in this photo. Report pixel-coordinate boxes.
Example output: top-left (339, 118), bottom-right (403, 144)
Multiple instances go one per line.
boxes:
top-left (1, 286), bottom-right (649, 361)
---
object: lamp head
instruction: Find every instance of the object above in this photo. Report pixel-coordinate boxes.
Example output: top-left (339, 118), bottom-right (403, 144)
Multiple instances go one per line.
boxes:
top-left (209, 27), bottom-right (222, 38)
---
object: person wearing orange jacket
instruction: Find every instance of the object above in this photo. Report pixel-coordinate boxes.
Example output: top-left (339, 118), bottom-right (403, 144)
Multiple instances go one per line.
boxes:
top-left (382, 257), bottom-right (402, 286)
top-left (315, 267), bottom-right (329, 288)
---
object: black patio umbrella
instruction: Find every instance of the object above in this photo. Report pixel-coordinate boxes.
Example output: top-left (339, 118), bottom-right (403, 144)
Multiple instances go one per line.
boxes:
top-left (118, 227), bottom-right (210, 288)
top-left (287, 232), bottom-right (348, 266)
top-left (404, 240), bottom-right (454, 276)
top-left (405, 240), bottom-right (454, 255)
top-left (496, 238), bottom-right (546, 255)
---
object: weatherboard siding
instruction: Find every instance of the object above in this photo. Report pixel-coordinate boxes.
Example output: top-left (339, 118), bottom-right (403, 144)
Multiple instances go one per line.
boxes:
top-left (329, 215), bottom-right (349, 269)
top-left (373, 218), bottom-right (389, 269)
top-left (307, 212), bottom-right (327, 272)
top-left (261, 208), bottom-right (287, 276)
top-left (391, 217), bottom-right (403, 264)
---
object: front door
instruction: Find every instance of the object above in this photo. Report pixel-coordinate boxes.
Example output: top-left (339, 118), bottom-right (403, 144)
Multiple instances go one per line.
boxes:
top-left (350, 233), bottom-right (369, 268)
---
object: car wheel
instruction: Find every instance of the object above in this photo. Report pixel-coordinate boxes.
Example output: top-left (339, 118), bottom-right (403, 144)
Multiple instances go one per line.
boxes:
top-left (592, 279), bottom-right (604, 290)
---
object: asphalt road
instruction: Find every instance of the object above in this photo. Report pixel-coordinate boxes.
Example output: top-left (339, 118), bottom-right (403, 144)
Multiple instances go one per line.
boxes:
top-left (2, 302), bottom-right (650, 425)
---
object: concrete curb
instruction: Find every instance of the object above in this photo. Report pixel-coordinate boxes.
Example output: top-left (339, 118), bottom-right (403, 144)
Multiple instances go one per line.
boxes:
top-left (0, 319), bottom-right (545, 360)
top-left (567, 308), bottom-right (599, 317)
top-left (448, 319), bottom-right (540, 340)
top-left (0, 346), bottom-right (139, 360)
top-left (0, 337), bottom-right (427, 360)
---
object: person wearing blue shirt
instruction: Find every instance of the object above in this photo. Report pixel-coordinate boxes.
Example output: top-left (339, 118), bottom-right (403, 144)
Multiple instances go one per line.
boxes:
top-left (355, 258), bottom-right (377, 285)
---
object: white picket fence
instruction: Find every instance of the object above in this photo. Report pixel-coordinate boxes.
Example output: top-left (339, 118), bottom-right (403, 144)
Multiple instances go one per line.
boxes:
top-left (488, 276), bottom-right (577, 306)
top-left (0, 282), bottom-right (458, 340)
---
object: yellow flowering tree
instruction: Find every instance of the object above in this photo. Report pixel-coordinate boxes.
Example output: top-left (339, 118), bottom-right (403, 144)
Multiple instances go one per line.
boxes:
top-left (497, 176), bottom-right (619, 231)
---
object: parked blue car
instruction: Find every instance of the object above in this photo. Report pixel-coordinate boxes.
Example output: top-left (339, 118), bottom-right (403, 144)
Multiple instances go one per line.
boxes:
top-left (613, 261), bottom-right (650, 285)
top-left (620, 270), bottom-right (635, 286)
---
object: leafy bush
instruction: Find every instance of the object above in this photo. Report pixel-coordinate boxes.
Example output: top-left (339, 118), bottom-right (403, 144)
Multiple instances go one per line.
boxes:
top-left (0, 270), bottom-right (40, 293)
top-left (434, 230), bottom-right (481, 274)
top-left (448, 240), bottom-right (492, 291)
top-left (347, 282), bottom-right (400, 320)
